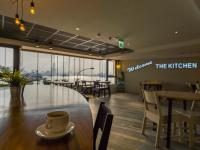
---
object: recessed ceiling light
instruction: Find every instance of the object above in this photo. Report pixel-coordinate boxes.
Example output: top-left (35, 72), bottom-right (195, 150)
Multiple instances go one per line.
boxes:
top-left (35, 45), bottom-right (40, 48)
top-left (76, 27), bottom-right (80, 31)
top-left (174, 31), bottom-right (179, 34)
top-left (49, 47), bottom-right (53, 50)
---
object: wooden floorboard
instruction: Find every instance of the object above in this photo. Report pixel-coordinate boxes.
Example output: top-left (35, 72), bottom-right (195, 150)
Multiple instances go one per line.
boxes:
top-left (89, 93), bottom-right (200, 150)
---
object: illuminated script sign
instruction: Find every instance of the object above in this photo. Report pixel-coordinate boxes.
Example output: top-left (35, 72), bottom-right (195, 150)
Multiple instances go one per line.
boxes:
top-left (127, 62), bottom-right (198, 72)
top-left (155, 62), bottom-right (198, 69)
top-left (127, 61), bottom-right (153, 72)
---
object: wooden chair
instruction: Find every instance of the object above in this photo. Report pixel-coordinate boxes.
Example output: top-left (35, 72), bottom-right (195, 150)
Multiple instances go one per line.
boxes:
top-left (176, 90), bottom-right (200, 147)
top-left (93, 102), bottom-right (113, 150)
top-left (141, 90), bottom-right (183, 147)
top-left (93, 81), bottom-right (111, 97)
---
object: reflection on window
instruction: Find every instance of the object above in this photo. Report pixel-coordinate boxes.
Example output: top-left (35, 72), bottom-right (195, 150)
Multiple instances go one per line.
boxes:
top-left (20, 51), bottom-right (115, 84)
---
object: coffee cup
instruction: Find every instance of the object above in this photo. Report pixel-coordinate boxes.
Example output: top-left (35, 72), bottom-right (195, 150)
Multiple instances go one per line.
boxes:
top-left (45, 111), bottom-right (69, 134)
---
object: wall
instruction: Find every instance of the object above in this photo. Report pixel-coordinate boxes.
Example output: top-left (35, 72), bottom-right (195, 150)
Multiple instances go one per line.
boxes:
top-left (121, 57), bottom-right (200, 94)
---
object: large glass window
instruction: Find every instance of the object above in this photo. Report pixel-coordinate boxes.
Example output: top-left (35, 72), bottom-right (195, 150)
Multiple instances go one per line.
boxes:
top-left (21, 51), bottom-right (38, 79)
top-left (57, 55), bottom-right (64, 80)
top-left (69, 57), bottom-right (75, 82)
top-left (20, 50), bottom-right (115, 84)
top-left (0, 47), bottom-right (13, 71)
top-left (64, 56), bottom-right (70, 81)
top-left (108, 60), bottom-right (115, 83)
top-left (84, 58), bottom-right (92, 81)
top-left (38, 53), bottom-right (51, 80)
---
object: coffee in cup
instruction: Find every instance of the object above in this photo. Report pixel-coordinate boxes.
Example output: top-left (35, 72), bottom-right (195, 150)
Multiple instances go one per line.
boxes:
top-left (45, 111), bottom-right (69, 134)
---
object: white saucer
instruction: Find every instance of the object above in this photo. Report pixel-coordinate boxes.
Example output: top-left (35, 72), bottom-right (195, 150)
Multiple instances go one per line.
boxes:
top-left (35, 122), bottom-right (75, 139)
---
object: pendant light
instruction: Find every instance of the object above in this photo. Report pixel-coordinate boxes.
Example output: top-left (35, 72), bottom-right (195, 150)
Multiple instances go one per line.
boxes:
top-left (15, 0), bottom-right (20, 25)
top-left (30, 0), bottom-right (36, 15)
top-left (19, 0), bottom-right (25, 31)
top-left (19, 19), bottom-right (25, 31)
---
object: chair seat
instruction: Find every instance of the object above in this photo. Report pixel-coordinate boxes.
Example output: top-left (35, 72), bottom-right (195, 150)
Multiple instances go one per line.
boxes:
top-left (175, 110), bottom-right (200, 120)
top-left (146, 106), bottom-right (184, 123)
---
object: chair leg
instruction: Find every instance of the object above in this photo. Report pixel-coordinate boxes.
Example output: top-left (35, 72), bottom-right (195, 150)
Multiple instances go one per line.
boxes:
top-left (141, 117), bottom-right (147, 135)
top-left (155, 120), bottom-right (162, 148)
top-left (189, 122), bottom-right (194, 148)
top-left (178, 121), bottom-right (184, 143)
top-left (173, 122), bottom-right (177, 136)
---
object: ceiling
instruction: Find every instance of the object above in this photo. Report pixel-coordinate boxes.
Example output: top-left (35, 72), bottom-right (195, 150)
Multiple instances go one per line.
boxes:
top-left (1, 0), bottom-right (200, 59)
top-left (0, 15), bottom-right (131, 56)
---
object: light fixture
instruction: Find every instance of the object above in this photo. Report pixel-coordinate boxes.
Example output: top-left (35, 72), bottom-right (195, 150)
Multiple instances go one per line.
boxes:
top-left (116, 60), bottom-right (121, 70)
top-left (35, 45), bottom-right (40, 48)
top-left (49, 47), bottom-right (53, 50)
top-left (15, 14), bottom-right (20, 25)
top-left (96, 33), bottom-right (101, 37)
top-left (76, 27), bottom-right (80, 31)
top-left (15, 0), bottom-right (20, 25)
top-left (18, 0), bottom-right (25, 31)
top-left (14, 0), bottom-right (39, 31)
top-left (19, 19), bottom-right (25, 31)
top-left (174, 31), bottom-right (179, 34)
top-left (30, 0), bottom-right (36, 14)
top-left (116, 64), bottom-right (121, 69)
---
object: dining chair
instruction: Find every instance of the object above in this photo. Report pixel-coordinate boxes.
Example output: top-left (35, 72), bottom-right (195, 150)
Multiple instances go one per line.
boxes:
top-left (176, 90), bottom-right (200, 147)
top-left (141, 90), bottom-right (183, 147)
top-left (93, 102), bottom-right (113, 150)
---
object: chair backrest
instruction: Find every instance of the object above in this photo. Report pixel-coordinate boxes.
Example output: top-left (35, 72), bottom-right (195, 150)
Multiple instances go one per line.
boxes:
top-left (143, 90), bottom-right (161, 115)
top-left (93, 102), bottom-right (113, 150)
top-left (191, 87), bottom-right (200, 111)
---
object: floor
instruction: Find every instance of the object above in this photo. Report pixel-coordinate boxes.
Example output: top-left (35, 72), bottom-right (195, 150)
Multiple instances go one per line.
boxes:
top-left (88, 93), bottom-right (200, 150)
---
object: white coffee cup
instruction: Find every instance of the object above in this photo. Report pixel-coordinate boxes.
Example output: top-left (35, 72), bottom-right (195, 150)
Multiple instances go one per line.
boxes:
top-left (45, 111), bottom-right (69, 134)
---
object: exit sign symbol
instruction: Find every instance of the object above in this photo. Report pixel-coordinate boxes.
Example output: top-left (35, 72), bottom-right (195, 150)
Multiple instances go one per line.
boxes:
top-left (118, 39), bottom-right (125, 49)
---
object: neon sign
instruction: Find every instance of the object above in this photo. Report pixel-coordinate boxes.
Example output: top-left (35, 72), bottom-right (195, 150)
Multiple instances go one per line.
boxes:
top-left (127, 61), bottom-right (153, 72)
top-left (155, 63), bottom-right (198, 69)
top-left (127, 61), bottom-right (198, 73)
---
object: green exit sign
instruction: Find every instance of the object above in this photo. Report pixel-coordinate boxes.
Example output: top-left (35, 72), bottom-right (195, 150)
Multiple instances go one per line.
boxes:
top-left (118, 39), bottom-right (125, 49)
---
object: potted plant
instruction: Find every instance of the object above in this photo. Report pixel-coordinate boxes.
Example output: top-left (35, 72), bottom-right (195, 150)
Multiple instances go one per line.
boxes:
top-left (116, 71), bottom-right (125, 92)
top-left (0, 69), bottom-right (29, 104)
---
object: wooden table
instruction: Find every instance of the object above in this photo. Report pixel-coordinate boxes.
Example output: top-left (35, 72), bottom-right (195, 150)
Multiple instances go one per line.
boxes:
top-left (141, 81), bottom-right (162, 91)
top-left (156, 91), bottom-right (200, 148)
top-left (0, 84), bottom-right (93, 150)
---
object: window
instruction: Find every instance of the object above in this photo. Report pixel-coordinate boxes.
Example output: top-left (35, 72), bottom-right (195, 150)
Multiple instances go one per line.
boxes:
top-left (69, 57), bottom-right (75, 82)
top-left (20, 50), bottom-right (115, 84)
top-left (108, 60), bottom-right (115, 83)
top-left (21, 51), bottom-right (38, 80)
top-left (64, 56), bottom-right (70, 81)
top-left (0, 47), bottom-right (13, 71)
top-left (38, 53), bottom-right (51, 80)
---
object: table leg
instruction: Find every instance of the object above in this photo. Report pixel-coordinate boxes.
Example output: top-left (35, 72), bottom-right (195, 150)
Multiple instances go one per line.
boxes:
top-left (183, 100), bottom-right (187, 133)
top-left (166, 98), bottom-right (172, 148)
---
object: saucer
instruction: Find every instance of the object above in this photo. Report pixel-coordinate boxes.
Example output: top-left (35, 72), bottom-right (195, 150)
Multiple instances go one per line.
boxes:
top-left (35, 122), bottom-right (75, 139)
